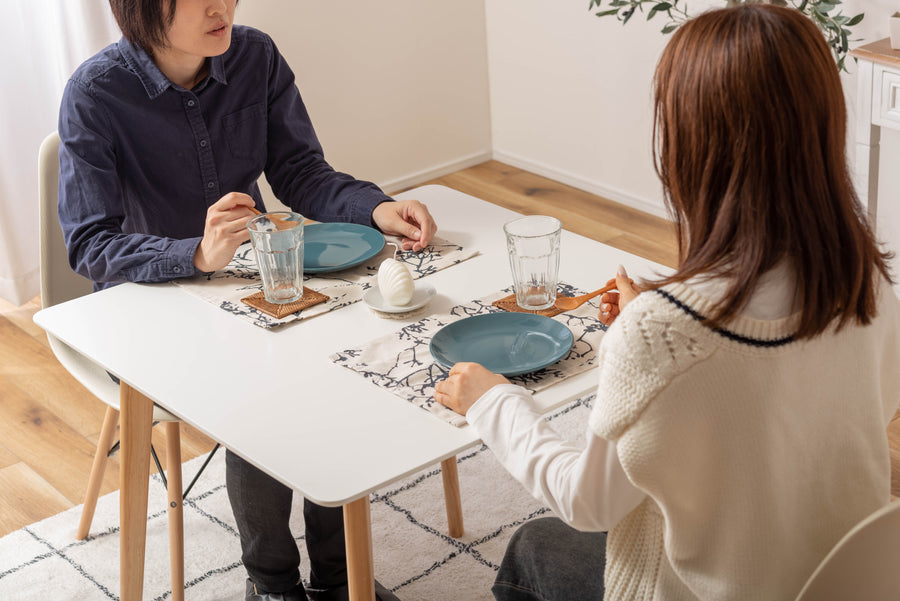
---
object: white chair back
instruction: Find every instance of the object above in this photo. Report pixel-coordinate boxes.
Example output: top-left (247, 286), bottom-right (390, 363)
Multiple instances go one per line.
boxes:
top-left (38, 131), bottom-right (93, 309)
top-left (794, 500), bottom-right (900, 601)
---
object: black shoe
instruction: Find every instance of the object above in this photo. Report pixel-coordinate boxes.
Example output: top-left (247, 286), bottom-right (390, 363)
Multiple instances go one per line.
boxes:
top-left (245, 579), bottom-right (308, 601)
top-left (306, 579), bottom-right (400, 601)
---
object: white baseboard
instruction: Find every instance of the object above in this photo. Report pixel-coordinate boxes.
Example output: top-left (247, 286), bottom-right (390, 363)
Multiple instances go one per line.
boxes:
top-left (492, 150), bottom-right (670, 220)
top-left (378, 149), bottom-right (493, 195)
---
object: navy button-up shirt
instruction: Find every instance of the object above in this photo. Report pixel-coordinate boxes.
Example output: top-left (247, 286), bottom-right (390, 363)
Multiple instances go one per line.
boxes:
top-left (58, 25), bottom-right (390, 289)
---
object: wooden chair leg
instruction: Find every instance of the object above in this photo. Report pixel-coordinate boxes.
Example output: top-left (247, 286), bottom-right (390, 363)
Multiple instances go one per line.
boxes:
top-left (163, 422), bottom-right (185, 601)
top-left (441, 456), bottom-right (464, 538)
top-left (77, 405), bottom-right (120, 540)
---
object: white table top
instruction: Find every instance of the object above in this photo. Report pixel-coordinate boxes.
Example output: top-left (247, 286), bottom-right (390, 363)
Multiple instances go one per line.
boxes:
top-left (33, 185), bottom-right (665, 506)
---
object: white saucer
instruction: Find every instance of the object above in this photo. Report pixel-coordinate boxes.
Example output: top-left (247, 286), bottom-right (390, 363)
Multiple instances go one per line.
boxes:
top-left (363, 281), bottom-right (436, 313)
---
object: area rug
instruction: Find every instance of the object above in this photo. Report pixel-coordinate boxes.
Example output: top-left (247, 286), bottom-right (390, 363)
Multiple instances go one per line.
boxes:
top-left (0, 395), bottom-right (595, 601)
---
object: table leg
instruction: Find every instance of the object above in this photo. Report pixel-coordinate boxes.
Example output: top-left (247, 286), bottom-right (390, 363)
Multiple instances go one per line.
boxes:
top-left (343, 497), bottom-right (376, 601)
top-left (440, 456), bottom-right (464, 538)
top-left (120, 383), bottom-right (154, 601)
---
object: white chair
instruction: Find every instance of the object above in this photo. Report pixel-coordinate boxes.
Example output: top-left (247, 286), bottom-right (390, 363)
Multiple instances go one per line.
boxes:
top-left (39, 131), bottom-right (218, 601)
top-left (794, 500), bottom-right (900, 601)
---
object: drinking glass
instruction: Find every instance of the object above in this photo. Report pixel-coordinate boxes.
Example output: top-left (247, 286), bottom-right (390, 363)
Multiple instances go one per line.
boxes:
top-left (503, 215), bottom-right (561, 310)
top-left (247, 212), bottom-right (305, 304)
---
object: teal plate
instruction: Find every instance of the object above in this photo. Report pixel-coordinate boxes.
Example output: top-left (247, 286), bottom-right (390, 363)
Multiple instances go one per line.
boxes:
top-left (430, 313), bottom-right (574, 376)
top-left (304, 223), bottom-right (385, 273)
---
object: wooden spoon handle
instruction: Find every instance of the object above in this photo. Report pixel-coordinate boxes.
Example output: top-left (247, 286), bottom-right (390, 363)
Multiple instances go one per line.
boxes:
top-left (580, 281), bottom-right (619, 301)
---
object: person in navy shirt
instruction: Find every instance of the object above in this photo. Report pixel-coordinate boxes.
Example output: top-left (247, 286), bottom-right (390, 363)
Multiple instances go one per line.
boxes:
top-left (58, 1), bottom-right (434, 599)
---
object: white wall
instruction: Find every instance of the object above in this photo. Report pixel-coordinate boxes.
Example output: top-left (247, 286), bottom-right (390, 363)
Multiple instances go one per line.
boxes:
top-left (485, 0), bottom-right (671, 218)
top-left (236, 1), bottom-right (492, 202)
top-left (484, 0), bottom-right (900, 265)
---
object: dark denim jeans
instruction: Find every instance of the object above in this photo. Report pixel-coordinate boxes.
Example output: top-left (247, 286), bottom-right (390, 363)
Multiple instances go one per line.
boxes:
top-left (226, 450), bottom-right (347, 593)
top-left (493, 517), bottom-right (607, 601)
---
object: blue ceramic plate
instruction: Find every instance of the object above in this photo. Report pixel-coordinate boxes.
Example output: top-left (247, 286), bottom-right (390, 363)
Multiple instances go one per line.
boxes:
top-left (430, 313), bottom-right (574, 376)
top-left (304, 223), bottom-right (385, 273)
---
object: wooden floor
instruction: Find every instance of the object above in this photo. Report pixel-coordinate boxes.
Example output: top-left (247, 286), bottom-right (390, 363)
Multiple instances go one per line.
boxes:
top-left (0, 160), bottom-right (897, 538)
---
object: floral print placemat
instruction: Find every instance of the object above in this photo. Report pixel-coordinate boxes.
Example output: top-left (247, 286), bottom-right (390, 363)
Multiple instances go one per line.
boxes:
top-left (330, 284), bottom-right (607, 427)
top-left (173, 235), bottom-right (477, 329)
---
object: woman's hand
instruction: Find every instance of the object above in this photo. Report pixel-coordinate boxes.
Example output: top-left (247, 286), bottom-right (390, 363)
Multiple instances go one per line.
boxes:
top-left (598, 265), bottom-right (642, 326)
top-left (434, 362), bottom-right (509, 416)
top-left (193, 192), bottom-right (257, 273)
top-left (372, 199), bottom-right (437, 252)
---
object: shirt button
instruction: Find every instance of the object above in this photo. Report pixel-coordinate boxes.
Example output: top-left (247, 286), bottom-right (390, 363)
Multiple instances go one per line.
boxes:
top-left (200, 140), bottom-right (208, 147)
top-left (207, 181), bottom-right (215, 189)
top-left (187, 99), bottom-right (196, 107)
top-left (173, 266), bottom-right (182, 274)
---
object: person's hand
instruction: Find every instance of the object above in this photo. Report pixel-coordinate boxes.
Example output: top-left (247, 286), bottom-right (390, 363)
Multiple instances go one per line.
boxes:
top-left (598, 264), bottom-right (641, 326)
top-left (434, 362), bottom-right (509, 416)
top-left (193, 192), bottom-right (257, 272)
top-left (371, 199), bottom-right (437, 252)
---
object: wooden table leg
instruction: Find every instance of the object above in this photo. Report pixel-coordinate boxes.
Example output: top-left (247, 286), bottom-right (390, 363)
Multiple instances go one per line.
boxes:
top-left (120, 383), bottom-right (154, 601)
top-left (441, 456), bottom-right (464, 538)
top-left (343, 497), bottom-right (376, 601)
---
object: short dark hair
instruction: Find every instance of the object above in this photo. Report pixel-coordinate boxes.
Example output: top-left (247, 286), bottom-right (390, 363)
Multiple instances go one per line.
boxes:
top-left (651, 4), bottom-right (893, 339)
top-left (108, 0), bottom-right (177, 52)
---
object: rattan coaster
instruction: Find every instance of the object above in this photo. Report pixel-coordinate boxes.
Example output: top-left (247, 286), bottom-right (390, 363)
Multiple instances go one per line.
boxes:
top-left (241, 288), bottom-right (329, 319)
top-left (492, 293), bottom-right (563, 318)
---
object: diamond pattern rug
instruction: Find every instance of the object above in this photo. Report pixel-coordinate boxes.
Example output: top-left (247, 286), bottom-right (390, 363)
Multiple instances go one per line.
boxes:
top-left (0, 395), bottom-right (595, 601)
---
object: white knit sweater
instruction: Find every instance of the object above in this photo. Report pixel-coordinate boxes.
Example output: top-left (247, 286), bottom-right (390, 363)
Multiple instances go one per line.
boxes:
top-left (467, 277), bottom-right (900, 601)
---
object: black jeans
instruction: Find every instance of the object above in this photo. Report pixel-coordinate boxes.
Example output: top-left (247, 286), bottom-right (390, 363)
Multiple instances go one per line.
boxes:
top-left (492, 517), bottom-right (607, 601)
top-left (226, 450), bottom-right (347, 593)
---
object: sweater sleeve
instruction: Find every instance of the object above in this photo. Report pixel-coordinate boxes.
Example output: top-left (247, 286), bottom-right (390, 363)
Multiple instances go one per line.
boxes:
top-left (466, 383), bottom-right (646, 531)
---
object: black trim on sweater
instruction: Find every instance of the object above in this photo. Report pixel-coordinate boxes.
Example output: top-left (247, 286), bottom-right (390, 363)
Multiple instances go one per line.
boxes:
top-left (655, 289), bottom-right (796, 348)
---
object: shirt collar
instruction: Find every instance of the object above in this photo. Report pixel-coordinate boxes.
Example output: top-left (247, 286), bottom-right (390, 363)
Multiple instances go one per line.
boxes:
top-left (118, 37), bottom-right (228, 99)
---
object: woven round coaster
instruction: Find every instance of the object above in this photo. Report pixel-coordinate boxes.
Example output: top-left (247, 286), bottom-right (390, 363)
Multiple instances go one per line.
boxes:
top-left (241, 287), bottom-right (329, 319)
top-left (491, 294), bottom-right (563, 318)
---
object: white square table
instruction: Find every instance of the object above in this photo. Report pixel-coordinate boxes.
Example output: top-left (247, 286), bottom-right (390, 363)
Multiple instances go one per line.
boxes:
top-left (33, 185), bottom-right (663, 600)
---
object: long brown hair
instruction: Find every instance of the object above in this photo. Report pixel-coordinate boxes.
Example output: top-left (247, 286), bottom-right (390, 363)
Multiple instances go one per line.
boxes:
top-left (650, 4), bottom-right (893, 339)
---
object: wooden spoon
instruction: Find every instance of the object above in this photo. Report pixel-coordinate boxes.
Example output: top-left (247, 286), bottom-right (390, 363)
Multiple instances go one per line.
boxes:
top-left (553, 280), bottom-right (633, 312)
top-left (248, 207), bottom-right (298, 231)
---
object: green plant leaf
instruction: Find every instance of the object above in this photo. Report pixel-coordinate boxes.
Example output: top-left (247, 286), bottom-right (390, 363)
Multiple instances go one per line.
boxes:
top-left (661, 22), bottom-right (679, 33)
top-left (847, 13), bottom-right (864, 26)
top-left (595, 8), bottom-right (621, 16)
top-left (648, 2), bottom-right (672, 19)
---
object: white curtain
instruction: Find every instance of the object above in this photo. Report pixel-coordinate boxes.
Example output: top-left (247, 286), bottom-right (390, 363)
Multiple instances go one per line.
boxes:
top-left (0, 0), bottom-right (118, 305)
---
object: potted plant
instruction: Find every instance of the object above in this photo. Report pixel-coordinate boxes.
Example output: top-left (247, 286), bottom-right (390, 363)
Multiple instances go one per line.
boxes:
top-left (589, 0), bottom-right (864, 71)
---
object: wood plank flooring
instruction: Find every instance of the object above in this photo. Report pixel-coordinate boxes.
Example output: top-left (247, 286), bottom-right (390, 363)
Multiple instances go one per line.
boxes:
top-left (0, 160), bottom-right (897, 538)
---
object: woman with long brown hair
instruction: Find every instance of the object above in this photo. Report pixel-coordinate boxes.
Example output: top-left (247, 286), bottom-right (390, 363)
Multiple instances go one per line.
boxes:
top-left (436, 5), bottom-right (900, 600)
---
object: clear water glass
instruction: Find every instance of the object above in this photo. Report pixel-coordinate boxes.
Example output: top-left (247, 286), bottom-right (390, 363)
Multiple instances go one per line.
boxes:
top-left (247, 212), bottom-right (305, 304)
top-left (503, 215), bottom-right (561, 310)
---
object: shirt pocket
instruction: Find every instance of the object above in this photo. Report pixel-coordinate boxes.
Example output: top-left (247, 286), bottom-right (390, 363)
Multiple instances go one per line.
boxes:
top-left (222, 102), bottom-right (267, 160)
